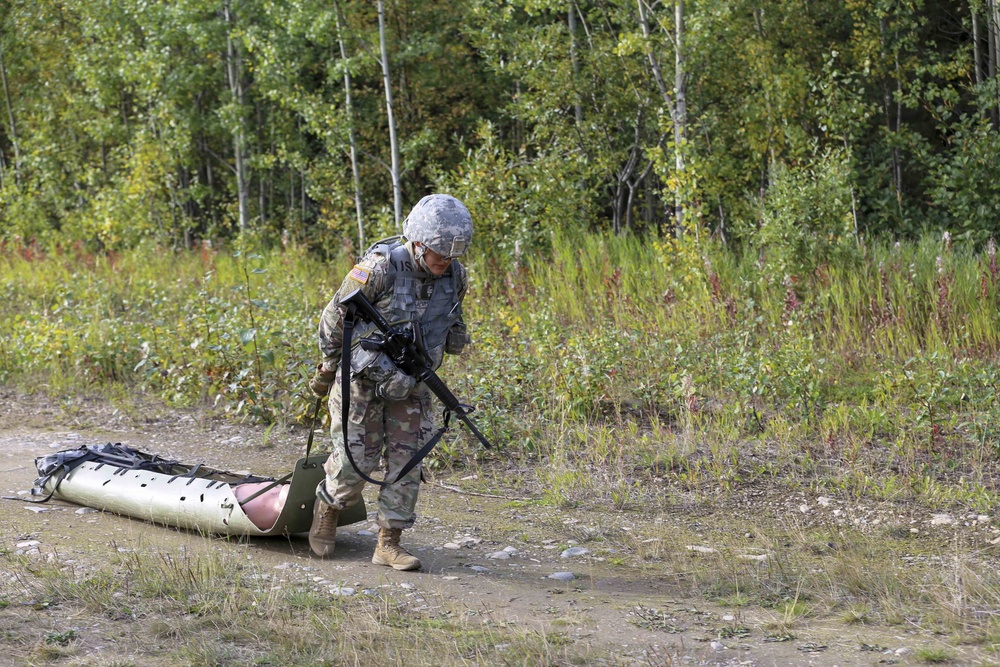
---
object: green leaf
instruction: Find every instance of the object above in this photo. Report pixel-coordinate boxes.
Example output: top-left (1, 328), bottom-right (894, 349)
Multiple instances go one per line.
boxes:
top-left (239, 328), bottom-right (257, 345)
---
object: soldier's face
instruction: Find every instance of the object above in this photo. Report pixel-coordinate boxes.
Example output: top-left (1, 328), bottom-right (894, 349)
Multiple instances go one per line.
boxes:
top-left (419, 245), bottom-right (453, 276)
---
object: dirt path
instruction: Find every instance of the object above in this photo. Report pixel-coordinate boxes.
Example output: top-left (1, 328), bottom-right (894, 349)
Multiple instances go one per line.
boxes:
top-left (0, 392), bottom-right (984, 666)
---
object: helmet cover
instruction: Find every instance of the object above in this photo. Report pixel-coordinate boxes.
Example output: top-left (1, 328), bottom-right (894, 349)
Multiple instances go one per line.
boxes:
top-left (402, 194), bottom-right (473, 258)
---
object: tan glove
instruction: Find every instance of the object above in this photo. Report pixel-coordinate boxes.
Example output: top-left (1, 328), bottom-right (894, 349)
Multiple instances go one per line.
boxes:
top-left (366, 353), bottom-right (417, 401)
top-left (310, 364), bottom-right (337, 397)
top-left (375, 367), bottom-right (417, 401)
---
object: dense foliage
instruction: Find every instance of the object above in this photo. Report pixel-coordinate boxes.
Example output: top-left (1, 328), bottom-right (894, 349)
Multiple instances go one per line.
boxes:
top-left (1, 0), bottom-right (999, 253)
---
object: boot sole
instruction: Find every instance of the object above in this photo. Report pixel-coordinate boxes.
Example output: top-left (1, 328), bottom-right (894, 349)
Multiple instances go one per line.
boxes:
top-left (310, 542), bottom-right (336, 557)
top-left (371, 555), bottom-right (421, 571)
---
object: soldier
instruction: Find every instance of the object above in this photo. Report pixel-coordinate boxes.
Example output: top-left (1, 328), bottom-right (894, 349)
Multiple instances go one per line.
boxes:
top-left (308, 194), bottom-right (474, 570)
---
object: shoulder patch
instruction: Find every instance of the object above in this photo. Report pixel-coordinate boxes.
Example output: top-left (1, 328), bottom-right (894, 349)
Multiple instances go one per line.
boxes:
top-left (349, 265), bottom-right (371, 284)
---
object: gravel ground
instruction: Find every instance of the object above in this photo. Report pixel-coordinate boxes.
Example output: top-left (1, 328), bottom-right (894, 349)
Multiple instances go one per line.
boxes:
top-left (1, 388), bottom-right (996, 666)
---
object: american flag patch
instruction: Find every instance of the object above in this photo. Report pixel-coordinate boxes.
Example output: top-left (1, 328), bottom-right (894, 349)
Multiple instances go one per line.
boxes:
top-left (349, 265), bottom-right (370, 284)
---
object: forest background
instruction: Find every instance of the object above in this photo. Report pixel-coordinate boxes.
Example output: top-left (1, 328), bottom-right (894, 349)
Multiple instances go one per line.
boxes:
top-left (1, 0), bottom-right (1000, 251)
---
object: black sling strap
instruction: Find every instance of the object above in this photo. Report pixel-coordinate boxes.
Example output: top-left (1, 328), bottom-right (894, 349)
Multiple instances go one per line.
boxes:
top-left (339, 303), bottom-right (450, 488)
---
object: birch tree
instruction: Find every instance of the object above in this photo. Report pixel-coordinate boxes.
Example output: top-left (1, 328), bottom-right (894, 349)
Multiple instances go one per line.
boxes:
top-left (0, 34), bottom-right (20, 188)
top-left (637, 0), bottom-right (685, 232)
top-left (377, 0), bottom-right (402, 226)
top-left (334, 0), bottom-right (365, 248)
top-left (224, 0), bottom-right (250, 232)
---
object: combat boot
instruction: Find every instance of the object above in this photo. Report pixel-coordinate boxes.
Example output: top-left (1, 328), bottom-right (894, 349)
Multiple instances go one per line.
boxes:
top-left (308, 498), bottom-right (340, 557)
top-left (372, 527), bottom-right (421, 571)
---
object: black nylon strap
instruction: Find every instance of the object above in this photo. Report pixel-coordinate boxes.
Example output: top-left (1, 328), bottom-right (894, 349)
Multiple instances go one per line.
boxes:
top-left (236, 471), bottom-right (293, 505)
top-left (305, 396), bottom-right (321, 459)
top-left (339, 303), bottom-right (450, 487)
top-left (341, 304), bottom-right (390, 488)
top-left (393, 412), bottom-right (451, 483)
top-left (21, 466), bottom-right (69, 503)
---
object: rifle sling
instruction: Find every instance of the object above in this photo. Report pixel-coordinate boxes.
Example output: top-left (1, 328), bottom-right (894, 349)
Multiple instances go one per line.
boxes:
top-left (341, 307), bottom-right (389, 488)
top-left (340, 305), bottom-right (446, 488)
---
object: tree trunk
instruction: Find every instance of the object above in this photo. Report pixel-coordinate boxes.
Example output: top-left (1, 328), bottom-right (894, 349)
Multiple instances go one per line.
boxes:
top-left (973, 5), bottom-right (984, 87)
top-left (257, 103), bottom-right (267, 227)
top-left (991, 0), bottom-right (1000, 127)
top-left (225, 0), bottom-right (250, 232)
top-left (377, 0), bottom-right (402, 227)
top-left (335, 0), bottom-right (365, 250)
top-left (569, 1), bottom-right (583, 124)
top-left (0, 40), bottom-right (21, 187)
top-left (301, 166), bottom-right (307, 225)
top-left (674, 0), bottom-right (686, 235)
top-left (636, 0), bottom-right (682, 232)
top-left (894, 54), bottom-right (903, 206)
top-left (625, 160), bottom-right (654, 232)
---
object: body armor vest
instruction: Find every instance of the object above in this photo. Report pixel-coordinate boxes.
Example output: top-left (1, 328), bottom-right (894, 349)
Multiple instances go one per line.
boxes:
top-left (351, 240), bottom-right (462, 376)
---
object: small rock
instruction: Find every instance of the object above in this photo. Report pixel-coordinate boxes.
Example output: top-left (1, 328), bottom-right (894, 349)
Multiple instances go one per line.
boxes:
top-left (722, 614), bottom-right (736, 621)
top-left (357, 530), bottom-right (375, 537)
top-left (931, 514), bottom-right (955, 526)
top-left (799, 504), bottom-right (811, 514)
top-left (487, 551), bottom-right (511, 560)
top-left (332, 587), bottom-right (355, 597)
top-left (16, 540), bottom-right (41, 549)
top-left (685, 545), bottom-right (717, 555)
top-left (469, 566), bottom-right (488, 573)
top-left (274, 563), bottom-right (294, 570)
top-left (710, 641), bottom-right (727, 651)
top-left (441, 576), bottom-right (460, 581)
top-left (502, 546), bottom-right (518, 555)
top-left (560, 547), bottom-right (590, 558)
top-left (894, 647), bottom-right (911, 656)
top-left (399, 582), bottom-right (416, 590)
top-left (443, 543), bottom-right (461, 550)
top-left (979, 515), bottom-right (991, 523)
top-left (24, 506), bottom-right (51, 513)
top-left (75, 507), bottom-right (98, 514)
top-left (548, 572), bottom-right (575, 582)
top-left (817, 497), bottom-right (832, 507)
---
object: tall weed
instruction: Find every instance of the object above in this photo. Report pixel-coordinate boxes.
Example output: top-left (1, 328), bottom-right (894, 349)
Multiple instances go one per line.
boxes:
top-left (3, 230), bottom-right (1000, 508)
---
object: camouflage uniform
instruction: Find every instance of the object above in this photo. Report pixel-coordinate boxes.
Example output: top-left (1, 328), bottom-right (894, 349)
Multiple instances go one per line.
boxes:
top-left (316, 239), bottom-right (470, 530)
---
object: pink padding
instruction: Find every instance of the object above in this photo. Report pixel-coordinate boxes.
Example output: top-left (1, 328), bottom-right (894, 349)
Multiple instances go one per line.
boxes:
top-left (233, 482), bottom-right (290, 531)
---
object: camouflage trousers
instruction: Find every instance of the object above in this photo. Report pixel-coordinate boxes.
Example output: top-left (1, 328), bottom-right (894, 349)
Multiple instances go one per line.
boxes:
top-left (323, 369), bottom-right (433, 530)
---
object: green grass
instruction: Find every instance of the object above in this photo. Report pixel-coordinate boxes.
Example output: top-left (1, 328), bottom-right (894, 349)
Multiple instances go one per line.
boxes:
top-left (3, 231), bottom-right (1000, 513)
top-left (2, 543), bottom-right (593, 666)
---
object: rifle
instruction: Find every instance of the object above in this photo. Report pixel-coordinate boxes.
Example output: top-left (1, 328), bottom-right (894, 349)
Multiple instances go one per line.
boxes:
top-left (339, 288), bottom-right (494, 484)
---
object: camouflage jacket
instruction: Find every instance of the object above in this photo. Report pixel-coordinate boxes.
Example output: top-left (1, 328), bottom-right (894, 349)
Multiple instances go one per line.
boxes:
top-left (317, 239), bottom-right (470, 376)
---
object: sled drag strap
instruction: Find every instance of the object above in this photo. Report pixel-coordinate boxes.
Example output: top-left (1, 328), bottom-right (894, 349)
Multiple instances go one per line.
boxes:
top-left (305, 396), bottom-right (322, 460)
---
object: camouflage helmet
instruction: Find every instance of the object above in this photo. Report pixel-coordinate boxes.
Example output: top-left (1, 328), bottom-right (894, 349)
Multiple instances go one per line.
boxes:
top-left (402, 194), bottom-right (473, 258)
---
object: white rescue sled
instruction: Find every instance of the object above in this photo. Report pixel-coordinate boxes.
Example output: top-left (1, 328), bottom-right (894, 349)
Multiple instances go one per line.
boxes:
top-left (30, 443), bottom-right (365, 537)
